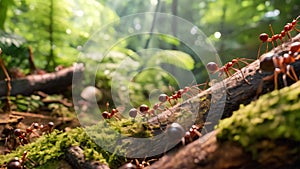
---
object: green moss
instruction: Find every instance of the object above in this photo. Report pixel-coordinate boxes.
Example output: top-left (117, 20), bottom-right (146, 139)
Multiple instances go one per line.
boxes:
top-left (0, 117), bottom-right (155, 168)
top-left (217, 81), bottom-right (300, 156)
top-left (0, 128), bottom-right (111, 168)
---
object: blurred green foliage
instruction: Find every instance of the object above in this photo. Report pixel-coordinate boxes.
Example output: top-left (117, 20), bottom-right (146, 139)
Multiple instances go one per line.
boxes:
top-left (0, 0), bottom-right (299, 106)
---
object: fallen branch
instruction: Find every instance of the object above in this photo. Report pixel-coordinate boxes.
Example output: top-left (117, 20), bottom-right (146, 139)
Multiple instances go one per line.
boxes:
top-left (147, 33), bottom-right (300, 132)
top-left (120, 34), bottom-right (300, 158)
top-left (145, 33), bottom-right (300, 169)
top-left (0, 63), bottom-right (84, 97)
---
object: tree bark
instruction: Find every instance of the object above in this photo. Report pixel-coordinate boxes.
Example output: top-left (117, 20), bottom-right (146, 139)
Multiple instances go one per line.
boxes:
top-left (0, 63), bottom-right (84, 97)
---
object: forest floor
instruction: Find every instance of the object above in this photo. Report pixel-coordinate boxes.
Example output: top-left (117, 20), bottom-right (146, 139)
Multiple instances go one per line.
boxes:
top-left (0, 34), bottom-right (300, 169)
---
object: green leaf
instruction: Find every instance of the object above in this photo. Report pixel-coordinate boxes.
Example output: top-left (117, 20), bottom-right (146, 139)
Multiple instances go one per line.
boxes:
top-left (148, 50), bottom-right (194, 70)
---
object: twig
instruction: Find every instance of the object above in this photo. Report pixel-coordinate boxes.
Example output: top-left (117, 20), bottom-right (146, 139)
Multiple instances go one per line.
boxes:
top-left (0, 48), bottom-right (11, 112)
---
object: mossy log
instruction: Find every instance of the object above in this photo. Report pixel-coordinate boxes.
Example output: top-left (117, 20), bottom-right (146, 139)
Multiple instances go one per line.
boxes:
top-left (148, 75), bottom-right (300, 169)
top-left (147, 33), bottom-right (300, 132)
top-left (0, 127), bottom-right (123, 169)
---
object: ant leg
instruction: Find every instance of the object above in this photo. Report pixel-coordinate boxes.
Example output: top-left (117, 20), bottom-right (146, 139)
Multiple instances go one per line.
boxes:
top-left (21, 151), bottom-right (28, 164)
top-left (286, 65), bottom-right (299, 81)
top-left (236, 62), bottom-right (251, 84)
top-left (167, 99), bottom-right (174, 107)
top-left (193, 129), bottom-right (202, 137)
top-left (238, 58), bottom-right (255, 65)
top-left (257, 43), bottom-right (264, 59)
top-left (229, 65), bottom-right (250, 85)
top-left (282, 73), bottom-right (288, 87)
top-left (203, 79), bottom-right (209, 90)
top-left (265, 42), bottom-right (269, 53)
top-left (224, 70), bottom-right (231, 77)
top-left (269, 24), bottom-right (278, 47)
top-left (274, 68), bottom-right (281, 90)
top-left (287, 32), bottom-right (292, 39)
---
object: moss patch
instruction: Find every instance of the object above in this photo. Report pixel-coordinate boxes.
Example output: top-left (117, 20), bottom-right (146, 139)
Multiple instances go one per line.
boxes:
top-left (0, 118), bottom-right (154, 168)
top-left (217, 81), bottom-right (300, 156)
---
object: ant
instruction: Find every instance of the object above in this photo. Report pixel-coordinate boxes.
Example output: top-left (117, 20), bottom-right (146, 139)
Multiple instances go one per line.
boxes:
top-left (166, 123), bottom-right (202, 145)
top-left (119, 159), bottom-right (157, 169)
top-left (257, 41), bottom-right (300, 94)
top-left (206, 58), bottom-right (253, 84)
top-left (26, 122), bottom-right (54, 137)
top-left (183, 124), bottom-right (202, 144)
top-left (14, 129), bottom-right (29, 146)
top-left (289, 41), bottom-right (300, 58)
top-left (282, 15), bottom-right (300, 39)
top-left (5, 151), bottom-right (35, 169)
top-left (257, 15), bottom-right (300, 58)
top-left (13, 122), bottom-right (55, 146)
top-left (158, 82), bottom-right (208, 106)
top-left (102, 102), bottom-right (119, 119)
top-left (139, 104), bottom-right (163, 118)
top-left (128, 103), bottom-right (166, 120)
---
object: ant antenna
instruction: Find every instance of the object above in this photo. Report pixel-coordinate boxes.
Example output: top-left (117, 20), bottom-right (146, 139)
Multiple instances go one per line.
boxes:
top-left (269, 24), bottom-right (277, 47)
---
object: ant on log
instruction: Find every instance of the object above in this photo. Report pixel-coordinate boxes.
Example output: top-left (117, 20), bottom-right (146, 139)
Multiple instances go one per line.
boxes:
top-left (257, 41), bottom-right (300, 94)
top-left (206, 58), bottom-right (253, 84)
top-left (258, 15), bottom-right (300, 58)
top-left (158, 82), bottom-right (208, 106)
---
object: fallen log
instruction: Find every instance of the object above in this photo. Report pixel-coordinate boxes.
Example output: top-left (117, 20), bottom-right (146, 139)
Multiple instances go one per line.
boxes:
top-left (145, 33), bottom-right (300, 169)
top-left (0, 63), bottom-right (84, 97)
top-left (147, 33), bottom-right (300, 132)
top-left (119, 34), bottom-right (300, 159)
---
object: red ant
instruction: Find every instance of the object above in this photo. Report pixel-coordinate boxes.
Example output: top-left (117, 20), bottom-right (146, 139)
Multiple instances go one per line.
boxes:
top-left (158, 82), bottom-right (208, 106)
top-left (166, 123), bottom-right (202, 145)
top-left (13, 122), bottom-right (55, 146)
top-left (289, 41), bottom-right (300, 58)
top-left (206, 58), bottom-right (252, 84)
top-left (257, 41), bottom-right (300, 94)
top-left (26, 122), bottom-right (54, 135)
top-left (14, 129), bottom-right (29, 146)
top-left (128, 103), bottom-right (166, 119)
top-left (139, 104), bottom-right (163, 118)
top-left (119, 158), bottom-right (157, 169)
top-left (102, 102), bottom-right (119, 119)
top-left (5, 151), bottom-right (36, 169)
top-left (283, 15), bottom-right (300, 39)
top-left (257, 15), bottom-right (300, 58)
top-left (183, 124), bottom-right (202, 144)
